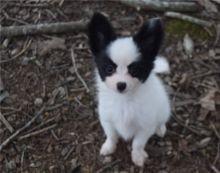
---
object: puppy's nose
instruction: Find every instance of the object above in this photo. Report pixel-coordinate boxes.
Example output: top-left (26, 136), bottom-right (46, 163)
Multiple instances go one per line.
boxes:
top-left (117, 82), bottom-right (126, 92)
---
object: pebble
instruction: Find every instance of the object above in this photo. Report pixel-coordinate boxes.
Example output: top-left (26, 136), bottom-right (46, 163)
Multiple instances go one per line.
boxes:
top-left (34, 98), bottom-right (43, 106)
top-left (58, 87), bottom-right (65, 97)
top-left (3, 39), bottom-right (9, 48)
top-left (6, 160), bottom-right (16, 170)
top-left (102, 156), bottom-right (112, 163)
top-left (21, 57), bottom-right (30, 65)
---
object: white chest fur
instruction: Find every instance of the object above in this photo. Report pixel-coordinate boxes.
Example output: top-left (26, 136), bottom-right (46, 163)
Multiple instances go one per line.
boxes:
top-left (97, 72), bottom-right (170, 141)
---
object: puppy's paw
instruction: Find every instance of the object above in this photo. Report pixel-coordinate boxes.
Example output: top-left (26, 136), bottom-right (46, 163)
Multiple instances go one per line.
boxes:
top-left (100, 140), bottom-right (116, 156)
top-left (131, 149), bottom-right (148, 167)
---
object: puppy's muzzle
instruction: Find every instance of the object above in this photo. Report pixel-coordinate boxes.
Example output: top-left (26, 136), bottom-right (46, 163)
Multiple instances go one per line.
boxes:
top-left (117, 82), bottom-right (126, 92)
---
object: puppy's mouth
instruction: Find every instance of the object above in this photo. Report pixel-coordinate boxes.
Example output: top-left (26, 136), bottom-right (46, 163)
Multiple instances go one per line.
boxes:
top-left (117, 89), bottom-right (127, 94)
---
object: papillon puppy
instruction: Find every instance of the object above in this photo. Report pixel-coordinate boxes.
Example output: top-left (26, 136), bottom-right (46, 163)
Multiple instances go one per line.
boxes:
top-left (88, 13), bottom-right (171, 167)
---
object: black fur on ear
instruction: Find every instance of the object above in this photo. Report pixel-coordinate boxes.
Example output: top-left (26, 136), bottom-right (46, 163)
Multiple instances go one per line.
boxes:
top-left (133, 18), bottom-right (164, 62)
top-left (88, 12), bottom-right (116, 56)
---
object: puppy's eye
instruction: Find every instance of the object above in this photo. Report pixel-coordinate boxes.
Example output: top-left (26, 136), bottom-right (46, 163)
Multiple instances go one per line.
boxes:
top-left (106, 65), bottom-right (115, 74)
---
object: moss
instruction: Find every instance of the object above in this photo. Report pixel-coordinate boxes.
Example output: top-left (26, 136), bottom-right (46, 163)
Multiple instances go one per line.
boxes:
top-left (165, 19), bottom-right (213, 41)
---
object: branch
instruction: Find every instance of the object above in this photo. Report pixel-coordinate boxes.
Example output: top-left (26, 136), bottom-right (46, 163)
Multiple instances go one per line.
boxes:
top-left (165, 11), bottom-right (213, 27)
top-left (0, 20), bottom-right (88, 37)
top-left (0, 106), bottom-right (45, 152)
top-left (119, 0), bottom-right (201, 12)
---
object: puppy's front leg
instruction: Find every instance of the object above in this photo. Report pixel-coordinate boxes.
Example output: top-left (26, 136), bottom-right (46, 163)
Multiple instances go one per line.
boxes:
top-left (131, 129), bottom-right (154, 167)
top-left (100, 120), bottom-right (118, 156)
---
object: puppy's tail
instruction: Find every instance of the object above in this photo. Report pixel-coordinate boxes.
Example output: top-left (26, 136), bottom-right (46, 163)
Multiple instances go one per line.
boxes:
top-left (153, 56), bottom-right (170, 74)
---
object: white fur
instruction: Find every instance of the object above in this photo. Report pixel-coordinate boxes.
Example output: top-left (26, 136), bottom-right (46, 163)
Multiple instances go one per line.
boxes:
top-left (153, 56), bottom-right (170, 74)
top-left (105, 37), bottom-right (141, 93)
top-left (96, 37), bottom-right (171, 167)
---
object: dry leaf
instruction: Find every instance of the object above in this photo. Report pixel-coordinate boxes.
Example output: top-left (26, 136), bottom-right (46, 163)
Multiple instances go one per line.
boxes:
top-left (39, 37), bottom-right (66, 56)
top-left (200, 89), bottom-right (217, 111)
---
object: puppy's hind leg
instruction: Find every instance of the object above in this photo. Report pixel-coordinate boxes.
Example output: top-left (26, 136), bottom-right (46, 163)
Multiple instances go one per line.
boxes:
top-left (156, 124), bottom-right (167, 138)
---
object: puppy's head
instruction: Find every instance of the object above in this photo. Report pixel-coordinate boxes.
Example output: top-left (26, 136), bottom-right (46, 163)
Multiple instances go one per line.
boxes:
top-left (88, 13), bottom-right (164, 93)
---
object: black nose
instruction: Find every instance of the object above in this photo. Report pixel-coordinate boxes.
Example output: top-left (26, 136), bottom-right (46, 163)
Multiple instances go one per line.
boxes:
top-left (117, 82), bottom-right (126, 92)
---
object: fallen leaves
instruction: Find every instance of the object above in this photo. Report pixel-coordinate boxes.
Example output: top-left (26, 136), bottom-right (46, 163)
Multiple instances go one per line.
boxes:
top-left (200, 89), bottom-right (218, 111)
top-left (39, 37), bottom-right (66, 56)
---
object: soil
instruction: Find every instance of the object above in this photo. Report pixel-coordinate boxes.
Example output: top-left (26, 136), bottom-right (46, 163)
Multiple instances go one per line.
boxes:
top-left (0, 1), bottom-right (220, 173)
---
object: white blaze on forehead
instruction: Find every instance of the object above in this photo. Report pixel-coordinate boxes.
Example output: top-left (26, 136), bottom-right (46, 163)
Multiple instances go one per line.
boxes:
top-left (107, 37), bottom-right (140, 66)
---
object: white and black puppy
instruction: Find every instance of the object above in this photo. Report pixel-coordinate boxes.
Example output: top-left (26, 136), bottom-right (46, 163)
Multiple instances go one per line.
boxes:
top-left (88, 13), bottom-right (171, 167)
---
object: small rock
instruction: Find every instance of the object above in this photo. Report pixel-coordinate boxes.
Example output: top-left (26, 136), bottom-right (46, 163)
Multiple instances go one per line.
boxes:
top-left (6, 160), bottom-right (16, 170)
top-left (66, 76), bottom-right (75, 82)
top-left (183, 34), bottom-right (194, 57)
top-left (61, 146), bottom-right (69, 156)
top-left (3, 39), bottom-right (9, 48)
top-left (69, 67), bottom-right (75, 74)
top-left (102, 156), bottom-right (112, 163)
top-left (21, 57), bottom-right (30, 65)
top-left (34, 98), bottom-right (43, 106)
top-left (197, 137), bottom-right (211, 148)
top-left (58, 87), bottom-right (65, 97)
top-left (209, 49), bottom-right (215, 58)
top-left (70, 158), bottom-right (77, 169)
top-left (11, 48), bottom-right (19, 56)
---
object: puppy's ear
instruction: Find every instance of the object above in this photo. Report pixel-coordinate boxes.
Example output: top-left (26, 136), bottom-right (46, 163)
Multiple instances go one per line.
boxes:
top-left (133, 18), bottom-right (164, 61)
top-left (88, 13), bottom-right (116, 56)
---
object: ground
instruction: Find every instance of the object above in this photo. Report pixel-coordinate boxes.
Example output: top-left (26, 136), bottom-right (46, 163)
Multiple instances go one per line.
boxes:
top-left (0, 1), bottom-right (220, 173)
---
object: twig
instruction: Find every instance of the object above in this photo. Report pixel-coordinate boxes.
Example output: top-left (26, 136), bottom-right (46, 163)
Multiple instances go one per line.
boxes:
top-left (0, 20), bottom-right (87, 37)
top-left (26, 117), bottom-right (56, 133)
top-left (64, 146), bottom-right (75, 160)
top-left (191, 71), bottom-right (220, 79)
top-left (172, 115), bottom-right (203, 136)
top-left (51, 130), bottom-right (59, 141)
top-left (18, 124), bottom-right (57, 140)
top-left (119, 0), bottom-right (200, 12)
top-left (0, 39), bottom-right (32, 63)
top-left (0, 106), bottom-right (45, 152)
top-left (7, 2), bottom-right (49, 8)
top-left (211, 0), bottom-right (220, 5)
top-left (213, 142), bottom-right (220, 165)
top-left (210, 165), bottom-right (220, 173)
top-left (2, 10), bottom-right (29, 25)
top-left (165, 11), bottom-right (213, 27)
top-left (0, 112), bottom-right (14, 133)
top-left (70, 48), bottom-right (90, 93)
top-left (210, 122), bottom-right (220, 139)
top-left (96, 160), bottom-right (121, 173)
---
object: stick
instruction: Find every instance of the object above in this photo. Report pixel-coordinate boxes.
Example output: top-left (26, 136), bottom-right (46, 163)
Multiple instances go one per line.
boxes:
top-left (172, 115), bottom-right (203, 136)
top-left (70, 48), bottom-right (90, 93)
top-left (165, 11), bottom-right (213, 27)
top-left (96, 160), bottom-right (121, 173)
top-left (0, 39), bottom-right (32, 63)
top-left (0, 20), bottom-right (87, 37)
top-left (119, 0), bottom-right (200, 12)
top-left (18, 124), bottom-right (57, 140)
top-left (0, 106), bottom-right (45, 152)
top-left (0, 112), bottom-right (14, 133)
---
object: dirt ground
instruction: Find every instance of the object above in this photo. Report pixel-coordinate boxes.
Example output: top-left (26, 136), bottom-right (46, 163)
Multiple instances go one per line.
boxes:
top-left (0, 1), bottom-right (220, 173)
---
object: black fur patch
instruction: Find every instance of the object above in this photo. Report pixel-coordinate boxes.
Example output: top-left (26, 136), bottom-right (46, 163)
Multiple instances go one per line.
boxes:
top-left (88, 13), bottom-right (116, 56)
top-left (88, 13), bottom-right (117, 81)
top-left (131, 18), bottom-right (164, 82)
top-left (95, 52), bottom-right (117, 81)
